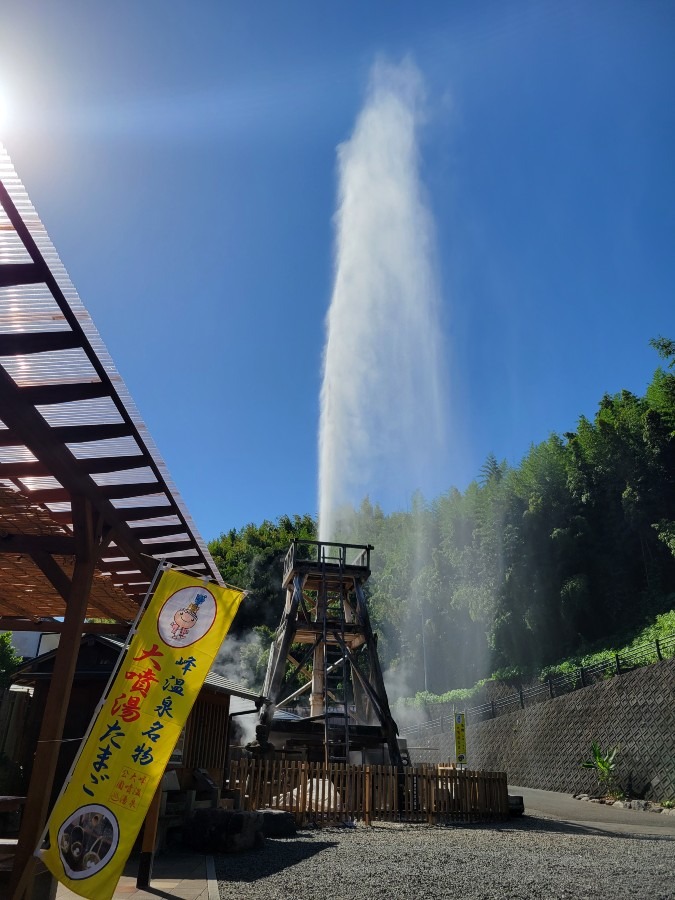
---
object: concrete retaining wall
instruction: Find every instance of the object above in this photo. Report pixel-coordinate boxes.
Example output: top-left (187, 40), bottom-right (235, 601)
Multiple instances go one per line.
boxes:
top-left (408, 658), bottom-right (675, 802)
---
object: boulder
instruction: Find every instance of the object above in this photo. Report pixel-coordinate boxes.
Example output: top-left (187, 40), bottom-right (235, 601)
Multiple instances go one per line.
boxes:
top-left (261, 809), bottom-right (297, 837)
top-left (183, 809), bottom-right (265, 853)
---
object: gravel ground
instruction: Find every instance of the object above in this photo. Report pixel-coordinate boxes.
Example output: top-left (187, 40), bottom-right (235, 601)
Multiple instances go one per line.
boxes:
top-left (216, 816), bottom-right (675, 900)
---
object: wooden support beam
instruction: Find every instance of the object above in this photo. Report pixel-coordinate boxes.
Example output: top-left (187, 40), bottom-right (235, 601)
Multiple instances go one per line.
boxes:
top-left (0, 596), bottom-right (41, 619)
top-left (77, 454), bottom-right (149, 474)
top-left (131, 524), bottom-right (187, 540)
top-left (16, 489), bottom-right (160, 519)
top-left (0, 330), bottom-right (81, 355)
top-left (10, 495), bottom-right (101, 899)
top-left (0, 461), bottom-right (51, 478)
top-left (98, 482), bottom-right (163, 501)
top-left (49, 423), bottom-right (133, 443)
top-left (29, 550), bottom-right (71, 599)
top-left (14, 487), bottom-right (71, 503)
top-left (0, 533), bottom-right (75, 555)
top-left (18, 381), bottom-right (109, 406)
top-left (0, 261), bottom-right (42, 288)
top-left (0, 617), bottom-right (129, 634)
top-left (115, 504), bottom-right (177, 522)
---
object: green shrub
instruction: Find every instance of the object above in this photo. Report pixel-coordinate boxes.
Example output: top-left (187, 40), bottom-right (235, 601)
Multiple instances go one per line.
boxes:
top-left (580, 742), bottom-right (621, 797)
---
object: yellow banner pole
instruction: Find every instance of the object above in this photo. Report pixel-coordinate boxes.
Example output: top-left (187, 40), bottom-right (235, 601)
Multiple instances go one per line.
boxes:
top-left (33, 560), bottom-right (170, 857)
top-left (38, 567), bottom-right (245, 900)
top-left (136, 783), bottom-right (162, 887)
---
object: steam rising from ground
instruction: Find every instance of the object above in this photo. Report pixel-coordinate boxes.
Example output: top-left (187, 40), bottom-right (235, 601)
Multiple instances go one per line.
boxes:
top-left (318, 58), bottom-right (446, 541)
top-left (213, 632), bottom-right (266, 744)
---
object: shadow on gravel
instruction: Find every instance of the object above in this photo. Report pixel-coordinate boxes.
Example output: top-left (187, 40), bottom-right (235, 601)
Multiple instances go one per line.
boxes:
top-left (215, 834), bottom-right (338, 882)
top-left (500, 814), bottom-right (675, 842)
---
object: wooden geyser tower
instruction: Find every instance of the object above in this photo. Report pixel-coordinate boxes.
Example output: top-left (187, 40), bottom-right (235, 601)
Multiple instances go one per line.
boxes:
top-left (253, 540), bottom-right (403, 766)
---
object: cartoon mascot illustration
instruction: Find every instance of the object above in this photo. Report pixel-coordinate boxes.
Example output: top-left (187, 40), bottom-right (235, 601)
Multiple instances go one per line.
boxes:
top-left (170, 592), bottom-right (206, 640)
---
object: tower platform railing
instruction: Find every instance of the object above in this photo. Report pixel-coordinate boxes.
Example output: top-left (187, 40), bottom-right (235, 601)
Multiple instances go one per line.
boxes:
top-left (283, 539), bottom-right (373, 587)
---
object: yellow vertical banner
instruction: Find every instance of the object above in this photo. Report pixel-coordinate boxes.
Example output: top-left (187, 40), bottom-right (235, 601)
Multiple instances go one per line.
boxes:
top-left (454, 712), bottom-right (467, 765)
top-left (40, 568), bottom-right (244, 900)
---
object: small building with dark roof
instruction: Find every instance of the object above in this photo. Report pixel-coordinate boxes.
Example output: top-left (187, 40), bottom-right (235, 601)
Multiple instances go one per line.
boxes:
top-left (10, 634), bottom-right (265, 802)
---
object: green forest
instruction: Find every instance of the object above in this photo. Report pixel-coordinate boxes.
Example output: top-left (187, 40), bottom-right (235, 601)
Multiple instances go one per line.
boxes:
top-left (209, 338), bottom-right (675, 701)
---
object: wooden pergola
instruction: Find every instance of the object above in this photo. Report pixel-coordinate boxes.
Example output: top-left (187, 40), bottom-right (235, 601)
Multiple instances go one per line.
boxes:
top-left (0, 144), bottom-right (223, 896)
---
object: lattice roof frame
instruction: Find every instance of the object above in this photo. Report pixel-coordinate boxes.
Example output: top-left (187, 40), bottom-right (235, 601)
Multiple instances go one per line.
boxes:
top-left (0, 144), bottom-right (222, 622)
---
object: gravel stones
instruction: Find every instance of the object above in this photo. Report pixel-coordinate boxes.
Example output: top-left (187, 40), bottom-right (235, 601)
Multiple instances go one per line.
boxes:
top-left (215, 816), bottom-right (674, 900)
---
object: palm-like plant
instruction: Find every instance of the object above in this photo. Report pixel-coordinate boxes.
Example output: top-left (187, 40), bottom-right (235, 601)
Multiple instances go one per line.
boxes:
top-left (581, 742), bottom-right (620, 796)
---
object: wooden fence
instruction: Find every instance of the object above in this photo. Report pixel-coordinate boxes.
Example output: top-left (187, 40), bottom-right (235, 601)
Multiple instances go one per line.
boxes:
top-left (227, 759), bottom-right (509, 825)
top-left (0, 689), bottom-right (31, 760)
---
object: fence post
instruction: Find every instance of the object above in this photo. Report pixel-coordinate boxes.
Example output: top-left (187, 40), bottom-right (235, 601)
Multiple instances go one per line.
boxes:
top-left (519, 689), bottom-right (524, 710)
top-left (655, 639), bottom-right (663, 662)
top-left (491, 700), bottom-right (496, 719)
top-left (428, 766), bottom-right (436, 825)
top-left (364, 766), bottom-right (372, 827)
top-left (548, 675), bottom-right (554, 699)
top-left (614, 654), bottom-right (621, 675)
top-left (300, 762), bottom-right (308, 825)
top-left (579, 666), bottom-right (586, 687)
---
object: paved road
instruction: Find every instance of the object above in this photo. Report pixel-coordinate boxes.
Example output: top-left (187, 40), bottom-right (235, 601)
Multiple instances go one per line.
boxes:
top-left (510, 785), bottom-right (675, 837)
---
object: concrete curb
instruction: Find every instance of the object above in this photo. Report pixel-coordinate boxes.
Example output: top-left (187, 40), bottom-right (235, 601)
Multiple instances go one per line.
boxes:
top-left (206, 854), bottom-right (219, 900)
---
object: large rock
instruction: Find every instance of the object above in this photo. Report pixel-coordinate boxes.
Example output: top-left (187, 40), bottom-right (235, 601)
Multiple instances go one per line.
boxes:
top-left (261, 809), bottom-right (297, 837)
top-left (183, 809), bottom-right (265, 853)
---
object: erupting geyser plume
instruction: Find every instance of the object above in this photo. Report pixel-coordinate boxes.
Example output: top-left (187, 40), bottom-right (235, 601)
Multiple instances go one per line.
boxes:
top-left (318, 58), bottom-right (447, 541)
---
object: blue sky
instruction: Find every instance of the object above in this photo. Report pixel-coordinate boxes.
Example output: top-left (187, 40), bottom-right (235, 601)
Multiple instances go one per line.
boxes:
top-left (1, 1), bottom-right (674, 542)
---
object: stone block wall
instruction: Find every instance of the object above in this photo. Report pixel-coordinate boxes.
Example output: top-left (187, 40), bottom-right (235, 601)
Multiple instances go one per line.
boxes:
top-left (408, 658), bottom-right (675, 802)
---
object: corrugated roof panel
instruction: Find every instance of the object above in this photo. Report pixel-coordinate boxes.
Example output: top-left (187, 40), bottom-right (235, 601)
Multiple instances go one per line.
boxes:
top-left (152, 549), bottom-right (199, 559)
top-left (111, 493), bottom-right (170, 509)
top-left (128, 515), bottom-right (182, 529)
top-left (0, 284), bottom-right (70, 333)
top-left (19, 476), bottom-right (63, 491)
top-left (1, 348), bottom-right (100, 387)
top-left (37, 397), bottom-right (124, 427)
top-left (0, 445), bottom-right (37, 463)
top-left (140, 533), bottom-right (189, 545)
top-left (66, 436), bottom-right (141, 459)
top-left (44, 501), bottom-right (71, 513)
top-left (90, 467), bottom-right (158, 487)
top-left (0, 209), bottom-right (32, 263)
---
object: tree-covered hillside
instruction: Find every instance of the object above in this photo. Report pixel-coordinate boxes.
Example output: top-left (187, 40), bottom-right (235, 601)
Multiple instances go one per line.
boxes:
top-left (209, 340), bottom-right (675, 696)
top-left (209, 514), bottom-right (316, 637)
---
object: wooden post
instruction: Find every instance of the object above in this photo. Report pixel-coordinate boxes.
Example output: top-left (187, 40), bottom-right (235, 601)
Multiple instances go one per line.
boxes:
top-left (10, 497), bottom-right (99, 900)
top-left (655, 639), bottom-right (663, 661)
top-left (428, 766), bottom-right (436, 825)
top-left (300, 762), bottom-right (308, 826)
top-left (137, 784), bottom-right (162, 888)
top-left (364, 766), bottom-right (371, 827)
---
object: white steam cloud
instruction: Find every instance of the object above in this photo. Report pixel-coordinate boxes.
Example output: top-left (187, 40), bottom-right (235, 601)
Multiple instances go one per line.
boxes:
top-left (318, 58), bottom-right (447, 540)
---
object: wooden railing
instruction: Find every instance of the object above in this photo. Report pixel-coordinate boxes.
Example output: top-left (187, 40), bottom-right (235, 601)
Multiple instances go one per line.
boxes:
top-left (226, 759), bottom-right (509, 825)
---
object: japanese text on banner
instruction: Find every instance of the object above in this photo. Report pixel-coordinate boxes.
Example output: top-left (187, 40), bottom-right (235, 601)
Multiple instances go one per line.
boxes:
top-left (40, 568), bottom-right (244, 900)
